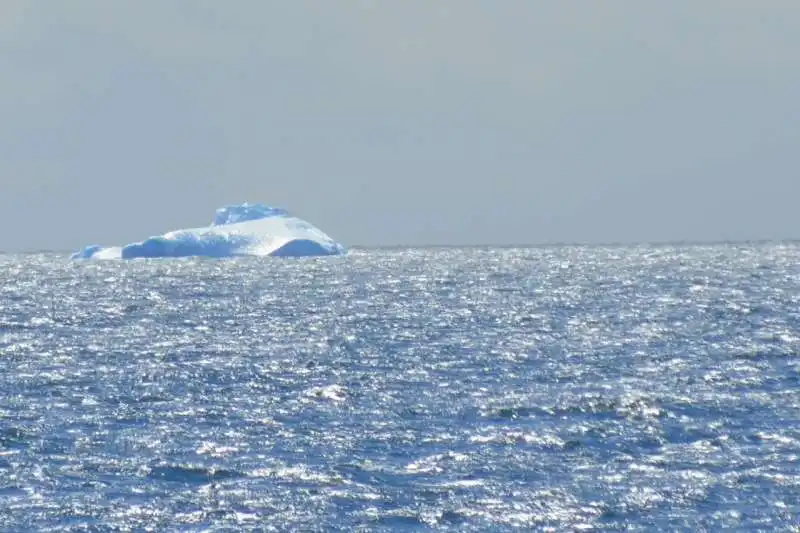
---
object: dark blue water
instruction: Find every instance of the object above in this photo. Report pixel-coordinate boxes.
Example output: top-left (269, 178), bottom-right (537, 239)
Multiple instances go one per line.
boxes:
top-left (1, 245), bottom-right (799, 531)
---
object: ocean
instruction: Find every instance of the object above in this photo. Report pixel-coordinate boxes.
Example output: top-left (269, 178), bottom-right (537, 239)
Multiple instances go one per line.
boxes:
top-left (1, 245), bottom-right (799, 531)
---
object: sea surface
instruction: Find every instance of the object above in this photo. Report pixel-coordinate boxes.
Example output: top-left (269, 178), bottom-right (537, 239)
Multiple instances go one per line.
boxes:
top-left (1, 245), bottom-right (799, 531)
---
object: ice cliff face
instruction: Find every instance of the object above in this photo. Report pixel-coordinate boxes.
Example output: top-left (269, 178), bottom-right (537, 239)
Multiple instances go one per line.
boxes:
top-left (71, 203), bottom-right (345, 259)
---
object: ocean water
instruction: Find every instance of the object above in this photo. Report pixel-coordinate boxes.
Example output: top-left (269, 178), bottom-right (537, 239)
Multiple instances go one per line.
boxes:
top-left (1, 245), bottom-right (799, 531)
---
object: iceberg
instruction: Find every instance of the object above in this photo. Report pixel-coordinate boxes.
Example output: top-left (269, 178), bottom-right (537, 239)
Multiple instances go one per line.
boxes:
top-left (71, 203), bottom-right (346, 259)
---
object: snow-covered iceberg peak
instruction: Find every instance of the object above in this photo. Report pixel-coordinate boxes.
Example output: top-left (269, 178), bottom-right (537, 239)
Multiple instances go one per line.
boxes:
top-left (212, 203), bottom-right (290, 226)
top-left (71, 203), bottom-right (346, 260)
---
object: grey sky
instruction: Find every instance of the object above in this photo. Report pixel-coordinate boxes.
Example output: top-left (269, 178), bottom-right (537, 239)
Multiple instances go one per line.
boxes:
top-left (2, 1), bottom-right (798, 250)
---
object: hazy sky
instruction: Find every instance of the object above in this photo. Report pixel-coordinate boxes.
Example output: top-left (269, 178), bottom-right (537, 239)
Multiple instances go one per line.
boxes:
top-left (2, 1), bottom-right (799, 250)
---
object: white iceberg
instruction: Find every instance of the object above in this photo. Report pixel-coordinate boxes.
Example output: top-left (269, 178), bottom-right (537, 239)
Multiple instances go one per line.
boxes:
top-left (71, 203), bottom-right (346, 259)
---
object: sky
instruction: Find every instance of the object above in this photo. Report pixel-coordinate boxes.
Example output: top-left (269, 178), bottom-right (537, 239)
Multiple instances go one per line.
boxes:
top-left (1, 1), bottom-right (799, 250)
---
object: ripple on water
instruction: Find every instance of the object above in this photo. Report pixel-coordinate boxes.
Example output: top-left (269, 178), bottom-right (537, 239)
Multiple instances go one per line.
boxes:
top-left (1, 245), bottom-right (799, 530)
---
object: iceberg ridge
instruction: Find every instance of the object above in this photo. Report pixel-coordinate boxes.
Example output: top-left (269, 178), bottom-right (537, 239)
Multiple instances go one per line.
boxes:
top-left (71, 203), bottom-right (346, 259)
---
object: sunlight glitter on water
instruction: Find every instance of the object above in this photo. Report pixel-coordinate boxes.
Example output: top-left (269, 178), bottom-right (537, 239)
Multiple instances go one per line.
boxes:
top-left (1, 245), bottom-right (799, 530)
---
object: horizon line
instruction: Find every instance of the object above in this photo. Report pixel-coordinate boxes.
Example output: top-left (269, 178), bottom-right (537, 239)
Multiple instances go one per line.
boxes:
top-left (3, 237), bottom-right (800, 255)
